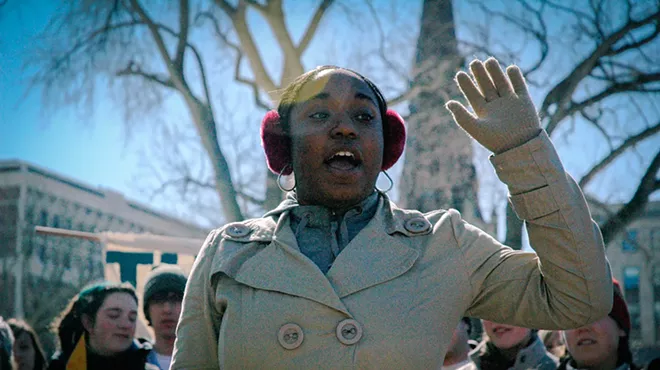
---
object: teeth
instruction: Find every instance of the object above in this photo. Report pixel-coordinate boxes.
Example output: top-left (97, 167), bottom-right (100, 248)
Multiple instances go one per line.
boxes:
top-left (578, 339), bottom-right (596, 345)
top-left (335, 151), bottom-right (354, 158)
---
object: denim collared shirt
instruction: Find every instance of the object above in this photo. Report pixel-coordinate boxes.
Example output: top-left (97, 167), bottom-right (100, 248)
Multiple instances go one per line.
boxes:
top-left (286, 192), bottom-right (380, 274)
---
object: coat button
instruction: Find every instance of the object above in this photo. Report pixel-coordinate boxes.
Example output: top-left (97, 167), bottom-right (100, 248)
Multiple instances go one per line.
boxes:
top-left (278, 323), bottom-right (304, 350)
top-left (336, 319), bottom-right (362, 345)
top-left (404, 217), bottom-right (430, 234)
top-left (225, 223), bottom-right (251, 238)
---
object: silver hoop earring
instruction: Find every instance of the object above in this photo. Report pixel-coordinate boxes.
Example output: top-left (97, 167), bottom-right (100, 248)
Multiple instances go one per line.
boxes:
top-left (277, 164), bottom-right (296, 192)
top-left (376, 170), bottom-right (394, 193)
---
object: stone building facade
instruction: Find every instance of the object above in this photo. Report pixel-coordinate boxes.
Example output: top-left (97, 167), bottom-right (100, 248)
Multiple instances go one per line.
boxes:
top-left (597, 201), bottom-right (660, 348)
top-left (0, 160), bottom-right (208, 353)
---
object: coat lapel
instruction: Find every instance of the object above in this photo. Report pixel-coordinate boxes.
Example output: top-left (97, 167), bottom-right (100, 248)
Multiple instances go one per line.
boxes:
top-left (233, 213), bottom-right (349, 315)
top-left (326, 200), bottom-right (420, 298)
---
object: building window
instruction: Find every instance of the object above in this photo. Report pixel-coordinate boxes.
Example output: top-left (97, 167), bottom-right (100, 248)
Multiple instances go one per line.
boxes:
top-left (622, 229), bottom-right (638, 252)
top-left (39, 210), bottom-right (48, 226)
top-left (623, 266), bottom-right (641, 304)
top-left (63, 217), bottom-right (72, 230)
top-left (651, 228), bottom-right (660, 254)
top-left (623, 266), bottom-right (641, 336)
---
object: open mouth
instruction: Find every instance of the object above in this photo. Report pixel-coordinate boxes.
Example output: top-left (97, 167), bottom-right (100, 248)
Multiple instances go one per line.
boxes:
top-left (492, 327), bottom-right (512, 335)
top-left (577, 338), bottom-right (597, 346)
top-left (325, 150), bottom-right (361, 171)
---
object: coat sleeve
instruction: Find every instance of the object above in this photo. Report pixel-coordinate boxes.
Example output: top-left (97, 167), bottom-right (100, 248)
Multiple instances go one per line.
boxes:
top-left (461, 130), bottom-right (612, 329)
top-left (170, 229), bottom-right (223, 369)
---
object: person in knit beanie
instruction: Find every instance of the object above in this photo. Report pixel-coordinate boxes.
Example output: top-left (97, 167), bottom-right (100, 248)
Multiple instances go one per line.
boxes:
top-left (560, 279), bottom-right (638, 370)
top-left (142, 265), bottom-right (187, 370)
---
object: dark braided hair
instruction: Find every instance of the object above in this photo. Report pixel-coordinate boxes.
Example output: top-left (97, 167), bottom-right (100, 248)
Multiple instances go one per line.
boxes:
top-left (51, 282), bottom-right (138, 357)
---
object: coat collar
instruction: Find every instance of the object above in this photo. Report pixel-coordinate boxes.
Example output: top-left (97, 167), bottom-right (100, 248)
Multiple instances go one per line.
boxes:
top-left (232, 213), bottom-right (350, 314)
top-left (213, 194), bottom-right (425, 313)
top-left (326, 196), bottom-right (420, 298)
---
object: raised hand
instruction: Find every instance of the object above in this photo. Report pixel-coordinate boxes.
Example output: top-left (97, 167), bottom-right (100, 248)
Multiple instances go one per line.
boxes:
top-left (446, 58), bottom-right (542, 154)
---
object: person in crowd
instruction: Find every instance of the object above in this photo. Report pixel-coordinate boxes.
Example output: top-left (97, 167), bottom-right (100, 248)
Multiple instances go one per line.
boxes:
top-left (646, 357), bottom-right (660, 370)
top-left (560, 279), bottom-right (640, 370)
top-left (142, 265), bottom-right (187, 370)
top-left (7, 319), bottom-right (47, 370)
top-left (539, 330), bottom-right (566, 359)
top-left (474, 321), bottom-right (558, 369)
top-left (0, 317), bottom-right (16, 370)
top-left (171, 58), bottom-right (612, 368)
top-left (442, 317), bottom-right (477, 370)
top-left (47, 282), bottom-right (158, 370)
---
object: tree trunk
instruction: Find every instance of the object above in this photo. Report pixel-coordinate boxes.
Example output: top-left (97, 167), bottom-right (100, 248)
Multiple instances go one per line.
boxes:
top-left (400, 0), bottom-right (483, 226)
top-left (188, 98), bottom-right (244, 222)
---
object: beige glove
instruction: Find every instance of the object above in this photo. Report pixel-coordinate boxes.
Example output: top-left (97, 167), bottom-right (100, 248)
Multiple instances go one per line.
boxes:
top-left (446, 58), bottom-right (542, 154)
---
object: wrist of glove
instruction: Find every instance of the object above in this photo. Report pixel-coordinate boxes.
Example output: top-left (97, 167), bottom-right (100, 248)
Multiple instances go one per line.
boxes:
top-left (446, 58), bottom-right (542, 154)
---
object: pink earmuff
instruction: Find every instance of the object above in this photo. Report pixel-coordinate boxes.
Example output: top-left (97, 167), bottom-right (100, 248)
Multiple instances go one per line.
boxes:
top-left (260, 109), bottom-right (406, 175)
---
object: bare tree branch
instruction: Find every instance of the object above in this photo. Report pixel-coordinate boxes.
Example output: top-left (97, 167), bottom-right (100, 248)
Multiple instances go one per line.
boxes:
top-left (608, 22), bottom-right (659, 55)
top-left (553, 72), bottom-right (660, 129)
top-left (470, 0), bottom-right (549, 75)
top-left (541, 9), bottom-right (660, 134)
top-left (579, 109), bottom-right (614, 150)
top-left (386, 79), bottom-right (450, 107)
top-left (297, 0), bottom-right (334, 56)
top-left (214, 0), bottom-right (236, 15)
top-left (213, 0), bottom-right (278, 93)
top-left (39, 20), bottom-right (143, 78)
top-left (116, 61), bottom-right (176, 89)
top-left (197, 11), bottom-right (271, 110)
top-left (364, 0), bottom-right (410, 82)
top-left (579, 121), bottom-right (660, 187)
top-left (245, 0), bottom-right (268, 12)
top-left (129, 0), bottom-right (177, 79)
top-left (600, 149), bottom-right (660, 244)
top-left (543, 0), bottom-right (595, 22)
top-left (173, 0), bottom-right (190, 70)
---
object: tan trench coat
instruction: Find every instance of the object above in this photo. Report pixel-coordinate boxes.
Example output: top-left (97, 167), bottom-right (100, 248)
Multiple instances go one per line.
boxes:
top-left (171, 132), bottom-right (612, 369)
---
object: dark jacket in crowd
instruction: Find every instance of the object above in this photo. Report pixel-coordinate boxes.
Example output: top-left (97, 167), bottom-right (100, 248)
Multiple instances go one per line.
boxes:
top-left (47, 339), bottom-right (157, 370)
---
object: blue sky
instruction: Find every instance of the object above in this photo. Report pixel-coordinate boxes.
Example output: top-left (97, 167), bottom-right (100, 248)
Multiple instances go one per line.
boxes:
top-left (0, 1), bottom-right (142, 199)
top-left (1, 0), bottom-right (657, 231)
top-left (0, 0), bottom-right (423, 222)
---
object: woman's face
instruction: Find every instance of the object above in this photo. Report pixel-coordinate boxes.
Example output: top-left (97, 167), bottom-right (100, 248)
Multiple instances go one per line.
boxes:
top-left (482, 321), bottom-right (532, 350)
top-left (563, 316), bottom-right (623, 368)
top-left (84, 292), bottom-right (137, 356)
top-left (288, 69), bottom-right (384, 209)
top-left (13, 332), bottom-right (35, 370)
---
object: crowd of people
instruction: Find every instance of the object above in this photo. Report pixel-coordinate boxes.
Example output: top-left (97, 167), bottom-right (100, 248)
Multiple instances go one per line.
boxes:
top-left (0, 277), bottom-right (657, 369)
top-left (1, 58), bottom-right (660, 369)
top-left (0, 264), bottom-right (187, 370)
top-left (439, 280), bottom-right (658, 370)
